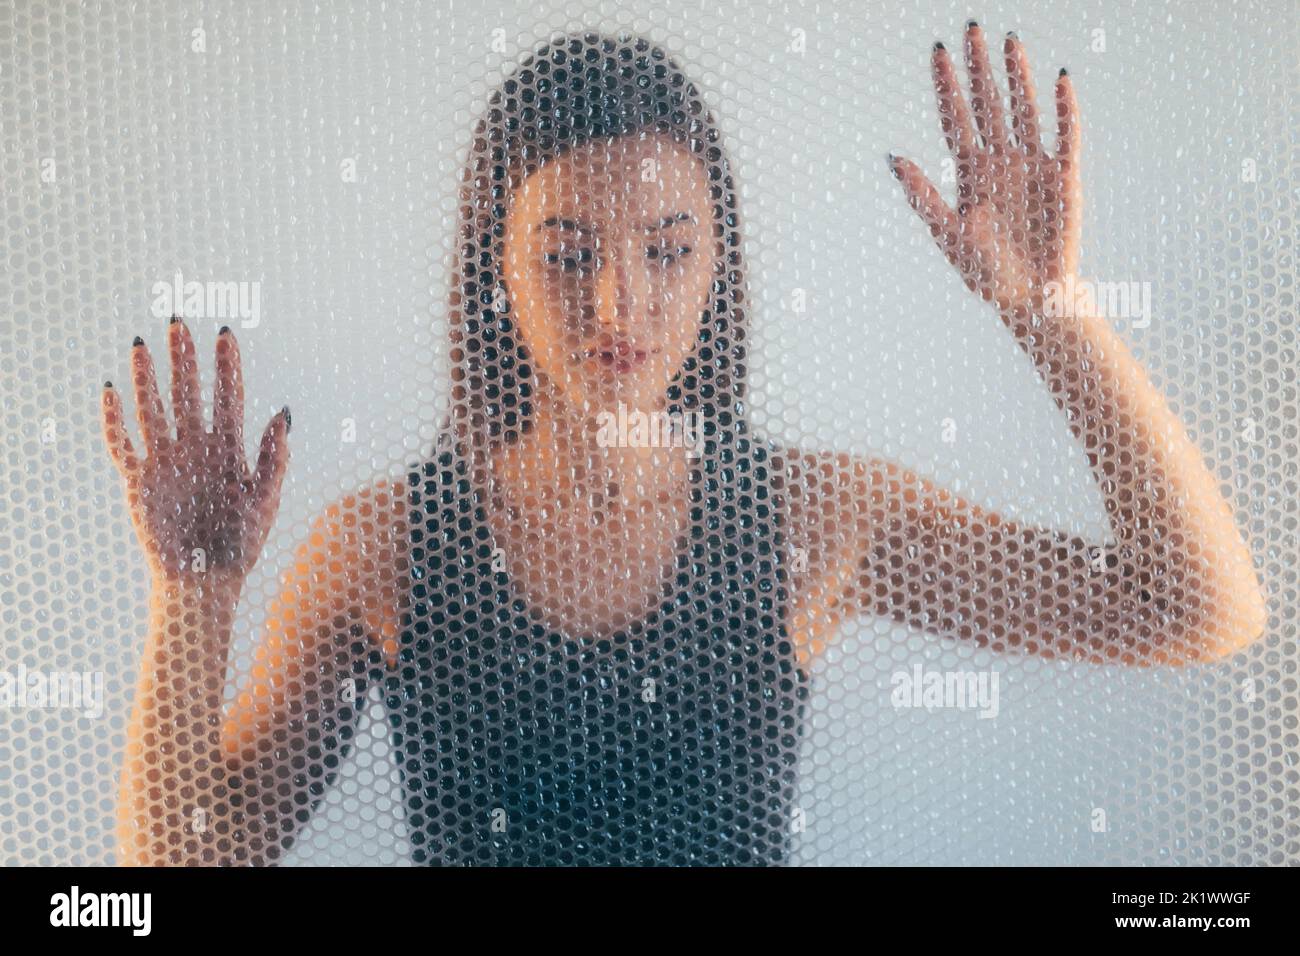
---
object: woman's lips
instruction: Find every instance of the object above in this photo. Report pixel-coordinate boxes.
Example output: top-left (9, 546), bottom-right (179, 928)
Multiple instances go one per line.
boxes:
top-left (584, 340), bottom-right (654, 374)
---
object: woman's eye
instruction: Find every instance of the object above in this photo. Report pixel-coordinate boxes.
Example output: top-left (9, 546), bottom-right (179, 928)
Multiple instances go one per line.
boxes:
top-left (542, 246), bottom-right (594, 274)
top-left (648, 244), bottom-right (693, 267)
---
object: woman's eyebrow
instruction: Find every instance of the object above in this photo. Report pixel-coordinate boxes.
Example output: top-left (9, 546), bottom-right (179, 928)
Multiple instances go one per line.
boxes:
top-left (533, 213), bottom-right (694, 235)
top-left (642, 212), bottom-right (696, 231)
top-left (536, 216), bottom-right (594, 234)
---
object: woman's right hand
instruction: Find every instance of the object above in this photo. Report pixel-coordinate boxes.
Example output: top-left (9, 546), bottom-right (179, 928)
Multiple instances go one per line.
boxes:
top-left (101, 317), bottom-right (290, 593)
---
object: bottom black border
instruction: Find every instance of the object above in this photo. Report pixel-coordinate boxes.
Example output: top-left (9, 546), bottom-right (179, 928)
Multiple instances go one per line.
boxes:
top-left (3, 865), bottom-right (1288, 942)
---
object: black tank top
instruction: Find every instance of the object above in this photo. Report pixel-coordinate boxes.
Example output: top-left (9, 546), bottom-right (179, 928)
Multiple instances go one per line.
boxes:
top-left (384, 428), bottom-right (809, 865)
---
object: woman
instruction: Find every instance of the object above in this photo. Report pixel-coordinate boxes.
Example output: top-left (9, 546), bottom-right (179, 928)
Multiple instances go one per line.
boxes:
top-left (101, 26), bottom-right (1265, 866)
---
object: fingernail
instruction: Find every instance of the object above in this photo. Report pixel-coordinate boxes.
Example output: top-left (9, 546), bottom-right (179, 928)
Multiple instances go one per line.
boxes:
top-left (219, 325), bottom-right (230, 335)
top-left (1059, 67), bottom-right (1068, 77)
top-left (282, 405), bottom-right (292, 432)
top-left (933, 40), bottom-right (945, 51)
top-left (887, 154), bottom-right (902, 178)
top-left (966, 19), bottom-right (978, 29)
top-left (1006, 30), bottom-right (1019, 41)
top-left (104, 380), bottom-right (113, 389)
top-left (169, 314), bottom-right (181, 325)
top-left (132, 335), bottom-right (143, 347)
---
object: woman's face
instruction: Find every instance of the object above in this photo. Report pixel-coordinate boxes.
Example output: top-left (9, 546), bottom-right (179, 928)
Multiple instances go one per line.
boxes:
top-left (503, 132), bottom-right (717, 414)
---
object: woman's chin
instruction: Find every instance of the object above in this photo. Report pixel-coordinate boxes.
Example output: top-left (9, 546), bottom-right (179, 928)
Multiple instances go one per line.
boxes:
top-left (564, 375), bottom-right (658, 414)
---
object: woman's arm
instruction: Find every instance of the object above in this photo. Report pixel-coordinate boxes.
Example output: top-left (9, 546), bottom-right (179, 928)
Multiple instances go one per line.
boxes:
top-left (116, 575), bottom-right (247, 866)
top-left (117, 491), bottom-right (404, 868)
top-left (783, 23), bottom-right (1265, 667)
top-left (218, 480), bottom-right (409, 852)
top-left (103, 319), bottom-right (403, 864)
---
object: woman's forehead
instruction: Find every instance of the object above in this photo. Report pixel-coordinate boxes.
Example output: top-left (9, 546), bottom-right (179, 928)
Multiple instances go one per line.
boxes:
top-left (512, 135), bottom-right (710, 224)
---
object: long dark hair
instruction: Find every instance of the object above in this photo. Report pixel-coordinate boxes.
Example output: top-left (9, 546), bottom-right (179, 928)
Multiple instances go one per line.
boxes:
top-left (443, 29), bottom-right (754, 467)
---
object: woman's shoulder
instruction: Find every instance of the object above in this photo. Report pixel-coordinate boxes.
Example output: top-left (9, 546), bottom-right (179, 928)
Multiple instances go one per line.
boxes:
top-left (270, 470), bottom-right (416, 657)
top-left (310, 473), bottom-right (412, 533)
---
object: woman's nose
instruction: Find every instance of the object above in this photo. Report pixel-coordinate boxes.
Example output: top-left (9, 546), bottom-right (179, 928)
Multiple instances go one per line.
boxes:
top-left (594, 243), bottom-right (651, 333)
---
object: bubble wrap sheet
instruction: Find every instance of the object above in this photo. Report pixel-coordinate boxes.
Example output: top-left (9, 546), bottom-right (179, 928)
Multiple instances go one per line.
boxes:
top-left (1, 0), bottom-right (1296, 866)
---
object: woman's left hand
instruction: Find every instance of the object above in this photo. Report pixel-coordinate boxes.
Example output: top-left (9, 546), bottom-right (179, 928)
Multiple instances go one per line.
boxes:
top-left (890, 21), bottom-right (1080, 319)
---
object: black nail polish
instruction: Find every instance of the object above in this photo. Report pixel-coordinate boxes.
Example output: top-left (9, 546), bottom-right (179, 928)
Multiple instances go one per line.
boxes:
top-left (104, 380), bottom-right (113, 389)
top-left (132, 335), bottom-right (143, 347)
top-left (282, 406), bottom-right (292, 432)
top-left (219, 325), bottom-right (231, 335)
top-left (933, 40), bottom-right (945, 51)
top-left (1006, 30), bottom-right (1019, 40)
top-left (967, 19), bottom-right (978, 29)
top-left (169, 314), bottom-right (180, 325)
top-left (1059, 67), bottom-right (1068, 77)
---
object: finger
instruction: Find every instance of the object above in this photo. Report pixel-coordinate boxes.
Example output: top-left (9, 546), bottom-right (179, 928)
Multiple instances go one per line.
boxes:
top-left (931, 41), bottom-right (977, 163)
top-left (101, 382), bottom-right (141, 477)
top-left (130, 336), bottom-right (170, 450)
top-left (964, 21), bottom-right (1009, 152)
top-left (251, 407), bottom-right (291, 523)
top-left (168, 315), bottom-right (204, 442)
top-left (1055, 69), bottom-right (1082, 277)
top-left (1004, 32), bottom-right (1042, 153)
top-left (890, 155), bottom-right (962, 269)
top-left (213, 325), bottom-right (245, 452)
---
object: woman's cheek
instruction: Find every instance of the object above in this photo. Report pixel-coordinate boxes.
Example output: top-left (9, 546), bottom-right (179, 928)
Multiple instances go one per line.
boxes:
top-left (676, 275), bottom-right (709, 352)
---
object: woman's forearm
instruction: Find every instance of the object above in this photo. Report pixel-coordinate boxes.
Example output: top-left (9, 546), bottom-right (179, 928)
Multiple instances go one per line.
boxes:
top-left (118, 579), bottom-right (235, 864)
top-left (1006, 295), bottom-right (1266, 656)
top-left (118, 573), bottom-right (372, 866)
top-left (116, 577), bottom-right (304, 866)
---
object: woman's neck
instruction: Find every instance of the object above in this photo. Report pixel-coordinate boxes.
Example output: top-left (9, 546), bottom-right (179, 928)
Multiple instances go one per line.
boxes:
top-left (490, 391), bottom-right (693, 505)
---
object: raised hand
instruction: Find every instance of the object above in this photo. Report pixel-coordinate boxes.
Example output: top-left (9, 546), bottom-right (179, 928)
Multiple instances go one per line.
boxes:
top-left (101, 317), bottom-right (290, 591)
top-left (890, 21), bottom-right (1080, 316)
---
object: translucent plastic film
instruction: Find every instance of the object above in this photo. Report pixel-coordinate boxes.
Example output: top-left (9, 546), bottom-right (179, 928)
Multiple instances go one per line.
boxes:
top-left (1, 1), bottom-right (1296, 866)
